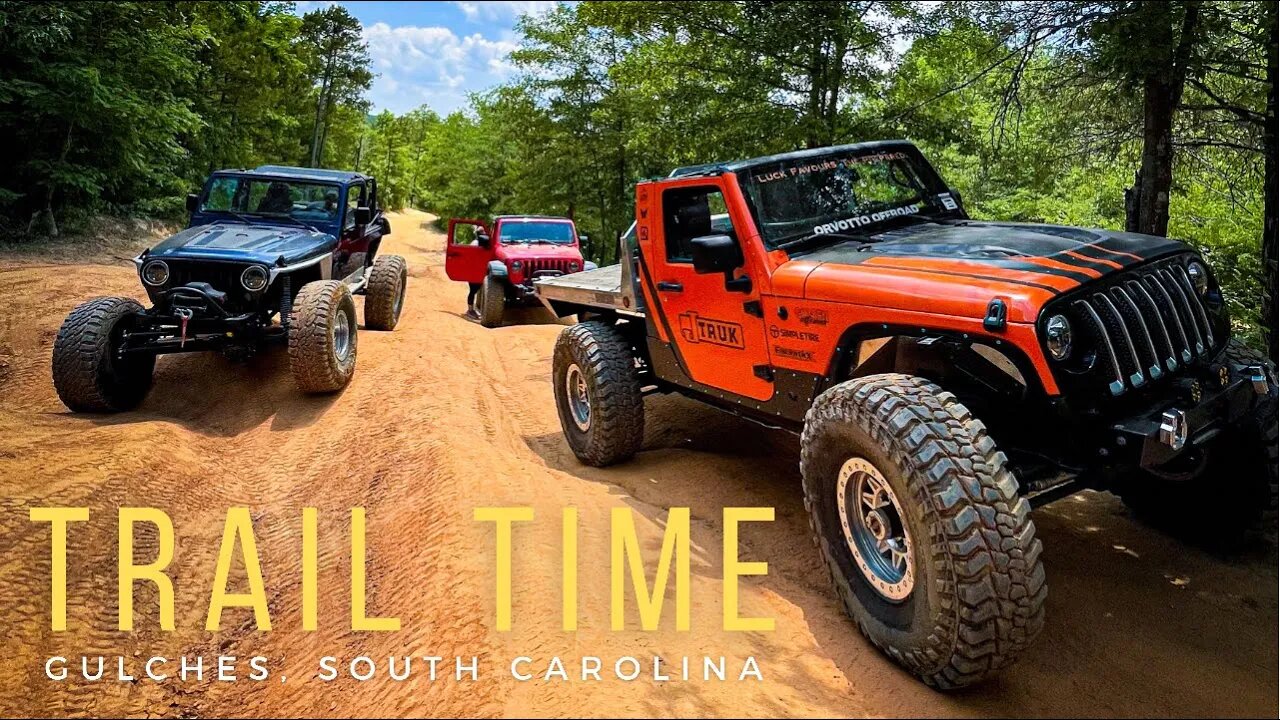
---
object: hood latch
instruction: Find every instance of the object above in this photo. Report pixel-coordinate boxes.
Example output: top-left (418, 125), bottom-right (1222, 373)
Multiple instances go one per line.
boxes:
top-left (983, 298), bottom-right (1008, 332)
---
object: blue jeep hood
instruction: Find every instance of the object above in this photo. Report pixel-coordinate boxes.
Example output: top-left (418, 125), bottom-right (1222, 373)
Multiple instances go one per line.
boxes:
top-left (146, 223), bottom-right (337, 266)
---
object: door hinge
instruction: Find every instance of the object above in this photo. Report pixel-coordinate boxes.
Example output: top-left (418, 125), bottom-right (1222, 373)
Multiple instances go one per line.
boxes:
top-left (743, 300), bottom-right (762, 317)
top-left (753, 364), bottom-right (775, 382)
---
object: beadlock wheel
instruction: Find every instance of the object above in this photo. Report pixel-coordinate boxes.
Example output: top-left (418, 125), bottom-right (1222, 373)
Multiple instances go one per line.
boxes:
top-left (836, 457), bottom-right (914, 601)
top-left (565, 363), bottom-right (591, 431)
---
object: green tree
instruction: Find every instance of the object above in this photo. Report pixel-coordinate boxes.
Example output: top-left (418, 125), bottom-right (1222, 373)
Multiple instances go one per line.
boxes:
top-left (299, 5), bottom-right (372, 168)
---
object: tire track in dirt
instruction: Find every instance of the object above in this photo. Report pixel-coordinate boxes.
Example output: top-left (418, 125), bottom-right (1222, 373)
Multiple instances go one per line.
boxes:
top-left (1, 210), bottom-right (1276, 718)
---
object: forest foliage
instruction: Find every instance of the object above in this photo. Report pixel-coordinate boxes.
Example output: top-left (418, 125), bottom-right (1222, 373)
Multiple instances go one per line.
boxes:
top-left (0, 1), bottom-right (1274, 348)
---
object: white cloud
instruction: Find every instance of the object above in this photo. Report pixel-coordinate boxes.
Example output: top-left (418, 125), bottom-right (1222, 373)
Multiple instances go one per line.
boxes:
top-left (454, 1), bottom-right (560, 22)
top-left (362, 22), bottom-right (521, 114)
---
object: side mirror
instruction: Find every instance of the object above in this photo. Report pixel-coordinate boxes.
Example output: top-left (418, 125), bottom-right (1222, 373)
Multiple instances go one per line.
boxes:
top-left (690, 234), bottom-right (743, 275)
top-left (354, 206), bottom-right (372, 225)
top-left (578, 234), bottom-right (589, 244)
top-left (186, 194), bottom-right (199, 213)
top-left (476, 230), bottom-right (491, 248)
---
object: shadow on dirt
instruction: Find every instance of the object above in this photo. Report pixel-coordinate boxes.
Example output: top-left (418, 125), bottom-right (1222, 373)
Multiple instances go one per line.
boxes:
top-left (442, 305), bottom-right (570, 328)
top-left (523, 392), bottom-right (1280, 715)
top-left (75, 345), bottom-right (340, 436)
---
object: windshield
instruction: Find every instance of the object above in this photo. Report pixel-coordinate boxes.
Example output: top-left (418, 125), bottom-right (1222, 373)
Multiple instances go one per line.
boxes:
top-left (739, 149), bottom-right (949, 249)
top-left (203, 176), bottom-right (342, 225)
top-left (499, 220), bottom-right (576, 244)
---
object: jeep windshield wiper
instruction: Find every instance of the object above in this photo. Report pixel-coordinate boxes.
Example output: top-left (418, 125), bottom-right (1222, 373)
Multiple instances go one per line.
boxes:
top-left (250, 213), bottom-right (319, 233)
top-left (212, 210), bottom-right (256, 225)
top-left (776, 230), bottom-right (870, 254)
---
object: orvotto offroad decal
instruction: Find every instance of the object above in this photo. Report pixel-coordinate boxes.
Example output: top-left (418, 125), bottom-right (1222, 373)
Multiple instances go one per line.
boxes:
top-left (678, 312), bottom-right (745, 349)
top-left (813, 202), bottom-right (923, 235)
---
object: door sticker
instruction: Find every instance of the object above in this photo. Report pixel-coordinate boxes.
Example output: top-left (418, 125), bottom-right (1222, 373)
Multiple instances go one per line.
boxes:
top-left (678, 312), bottom-right (745, 349)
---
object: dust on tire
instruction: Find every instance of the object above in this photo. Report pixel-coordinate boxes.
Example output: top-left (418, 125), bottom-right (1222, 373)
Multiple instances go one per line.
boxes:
top-left (52, 296), bottom-right (156, 412)
top-left (800, 372), bottom-right (1046, 689)
top-left (288, 280), bottom-right (358, 393)
top-left (364, 254), bottom-right (407, 330)
top-left (552, 320), bottom-right (644, 466)
top-left (478, 274), bottom-right (504, 328)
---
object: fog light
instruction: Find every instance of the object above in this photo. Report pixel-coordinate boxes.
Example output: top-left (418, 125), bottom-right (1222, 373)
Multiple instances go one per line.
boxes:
top-left (1045, 314), bottom-right (1072, 360)
top-left (141, 260), bottom-right (169, 286)
top-left (241, 265), bottom-right (269, 291)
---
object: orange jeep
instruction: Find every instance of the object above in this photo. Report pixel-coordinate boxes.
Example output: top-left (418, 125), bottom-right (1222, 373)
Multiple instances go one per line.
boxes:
top-left (535, 140), bottom-right (1277, 688)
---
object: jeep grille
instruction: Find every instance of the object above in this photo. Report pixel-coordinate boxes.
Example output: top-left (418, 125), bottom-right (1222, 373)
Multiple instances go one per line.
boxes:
top-left (523, 259), bottom-right (573, 278)
top-left (165, 260), bottom-right (245, 295)
top-left (1050, 255), bottom-right (1222, 397)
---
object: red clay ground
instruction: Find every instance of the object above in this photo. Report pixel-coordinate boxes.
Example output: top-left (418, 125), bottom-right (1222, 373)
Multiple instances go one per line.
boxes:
top-left (0, 210), bottom-right (1275, 717)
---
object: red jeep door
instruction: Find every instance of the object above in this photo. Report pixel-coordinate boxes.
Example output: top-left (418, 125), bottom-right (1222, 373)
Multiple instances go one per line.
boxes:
top-left (645, 179), bottom-right (774, 401)
top-left (445, 218), bottom-right (492, 283)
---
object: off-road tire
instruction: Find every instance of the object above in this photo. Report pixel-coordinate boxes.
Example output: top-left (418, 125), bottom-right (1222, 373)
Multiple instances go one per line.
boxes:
top-left (1119, 339), bottom-right (1278, 546)
top-left (800, 373), bottom-right (1046, 689)
top-left (552, 321), bottom-right (644, 466)
top-left (478, 274), bottom-right (505, 328)
top-left (288, 280), bottom-right (357, 393)
top-left (364, 254), bottom-right (407, 330)
top-left (52, 297), bottom-right (155, 413)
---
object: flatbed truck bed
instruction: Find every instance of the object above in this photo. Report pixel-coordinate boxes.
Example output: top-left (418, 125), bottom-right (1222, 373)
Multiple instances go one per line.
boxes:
top-left (535, 259), bottom-right (642, 317)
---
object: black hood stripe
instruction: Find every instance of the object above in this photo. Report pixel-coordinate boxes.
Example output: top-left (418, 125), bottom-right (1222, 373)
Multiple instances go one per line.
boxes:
top-left (1072, 242), bottom-right (1141, 266)
top-left (968, 258), bottom-right (1096, 284)
top-left (1049, 249), bottom-right (1124, 274)
top-left (866, 263), bottom-right (1063, 294)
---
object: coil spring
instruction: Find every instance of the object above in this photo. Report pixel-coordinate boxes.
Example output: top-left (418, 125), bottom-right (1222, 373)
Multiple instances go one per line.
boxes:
top-left (279, 274), bottom-right (293, 327)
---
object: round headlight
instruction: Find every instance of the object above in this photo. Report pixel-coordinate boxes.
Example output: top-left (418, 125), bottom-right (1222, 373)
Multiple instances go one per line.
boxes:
top-left (1186, 260), bottom-right (1209, 295)
top-left (141, 260), bottom-right (169, 286)
top-left (568, 261), bottom-right (580, 272)
top-left (241, 265), bottom-right (270, 291)
top-left (510, 260), bottom-right (523, 271)
top-left (1045, 314), bottom-right (1072, 361)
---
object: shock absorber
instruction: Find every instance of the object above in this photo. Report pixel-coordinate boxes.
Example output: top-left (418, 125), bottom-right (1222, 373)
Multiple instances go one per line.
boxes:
top-left (279, 274), bottom-right (293, 328)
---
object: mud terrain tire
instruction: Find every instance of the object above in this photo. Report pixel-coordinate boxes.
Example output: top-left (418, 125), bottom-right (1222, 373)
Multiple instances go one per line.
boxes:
top-left (289, 280), bottom-right (358, 393)
top-left (52, 297), bottom-right (155, 413)
top-left (1119, 339), bottom-right (1278, 547)
top-left (478, 274), bottom-right (505, 328)
top-left (552, 321), bottom-right (644, 466)
top-left (800, 373), bottom-right (1046, 689)
top-left (364, 254), bottom-right (407, 330)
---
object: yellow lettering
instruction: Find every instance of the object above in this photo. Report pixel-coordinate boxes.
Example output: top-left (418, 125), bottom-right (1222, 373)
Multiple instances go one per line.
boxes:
top-left (29, 507), bottom-right (89, 631)
top-left (723, 507), bottom-right (774, 631)
top-left (474, 507), bottom-right (534, 631)
top-left (206, 508), bottom-right (271, 631)
top-left (611, 507), bottom-right (690, 631)
top-left (118, 508), bottom-right (175, 631)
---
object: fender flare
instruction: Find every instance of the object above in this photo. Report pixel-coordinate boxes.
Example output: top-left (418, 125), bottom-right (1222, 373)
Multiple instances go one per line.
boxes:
top-left (824, 322), bottom-right (1049, 398)
top-left (487, 260), bottom-right (508, 279)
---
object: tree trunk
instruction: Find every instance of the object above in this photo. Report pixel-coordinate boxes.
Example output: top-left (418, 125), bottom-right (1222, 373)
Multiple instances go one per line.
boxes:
top-left (1263, 6), bottom-right (1278, 361)
top-left (1132, 76), bottom-right (1178, 237)
top-left (1126, 1), bottom-right (1200, 237)
top-left (28, 123), bottom-right (75, 237)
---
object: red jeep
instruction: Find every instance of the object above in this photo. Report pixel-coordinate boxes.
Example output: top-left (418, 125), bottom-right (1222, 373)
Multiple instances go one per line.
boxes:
top-left (445, 215), bottom-right (592, 327)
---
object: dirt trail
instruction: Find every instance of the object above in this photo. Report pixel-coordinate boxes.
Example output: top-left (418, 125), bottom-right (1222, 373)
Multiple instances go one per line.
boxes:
top-left (0, 210), bottom-right (1275, 718)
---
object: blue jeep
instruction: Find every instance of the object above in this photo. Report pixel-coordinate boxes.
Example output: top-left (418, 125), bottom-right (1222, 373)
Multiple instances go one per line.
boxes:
top-left (52, 166), bottom-right (408, 412)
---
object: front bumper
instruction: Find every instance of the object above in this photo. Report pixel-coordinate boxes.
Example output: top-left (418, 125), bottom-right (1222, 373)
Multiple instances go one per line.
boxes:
top-left (1104, 362), bottom-right (1270, 471)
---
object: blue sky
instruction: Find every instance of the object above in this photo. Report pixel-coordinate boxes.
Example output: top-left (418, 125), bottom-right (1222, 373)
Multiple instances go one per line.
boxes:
top-left (294, 1), bottom-right (561, 115)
